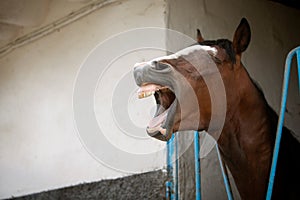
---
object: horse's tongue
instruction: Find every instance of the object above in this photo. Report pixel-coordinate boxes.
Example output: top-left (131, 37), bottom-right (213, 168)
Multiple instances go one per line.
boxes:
top-left (148, 108), bottom-right (169, 128)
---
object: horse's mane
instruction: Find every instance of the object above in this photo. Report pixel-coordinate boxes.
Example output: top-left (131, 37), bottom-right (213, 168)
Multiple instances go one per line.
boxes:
top-left (198, 39), bottom-right (271, 108)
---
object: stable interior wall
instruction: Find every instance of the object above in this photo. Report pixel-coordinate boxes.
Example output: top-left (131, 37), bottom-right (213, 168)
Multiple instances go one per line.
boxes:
top-left (1, 0), bottom-right (300, 199)
top-left (0, 0), bottom-right (167, 199)
top-left (166, 0), bottom-right (300, 199)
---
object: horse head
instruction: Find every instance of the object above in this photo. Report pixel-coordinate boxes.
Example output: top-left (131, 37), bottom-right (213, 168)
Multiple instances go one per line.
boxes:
top-left (133, 18), bottom-right (251, 141)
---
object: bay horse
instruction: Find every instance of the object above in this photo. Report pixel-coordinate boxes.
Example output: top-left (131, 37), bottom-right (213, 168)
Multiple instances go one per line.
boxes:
top-left (133, 18), bottom-right (300, 199)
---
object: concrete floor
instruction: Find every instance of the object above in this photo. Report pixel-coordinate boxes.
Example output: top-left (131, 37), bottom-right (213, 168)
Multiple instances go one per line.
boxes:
top-left (9, 170), bottom-right (167, 200)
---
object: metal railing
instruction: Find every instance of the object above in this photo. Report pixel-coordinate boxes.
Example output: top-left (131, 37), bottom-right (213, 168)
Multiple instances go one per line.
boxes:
top-left (266, 46), bottom-right (300, 200)
top-left (166, 131), bottom-right (233, 200)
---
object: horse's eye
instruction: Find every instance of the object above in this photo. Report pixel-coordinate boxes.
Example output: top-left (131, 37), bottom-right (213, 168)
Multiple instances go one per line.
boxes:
top-left (152, 61), bottom-right (169, 70)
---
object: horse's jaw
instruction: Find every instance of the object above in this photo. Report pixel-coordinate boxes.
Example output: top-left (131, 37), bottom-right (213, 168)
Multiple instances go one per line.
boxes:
top-left (133, 60), bottom-right (179, 141)
top-left (147, 98), bottom-right (178, 141)
top-left (137, 83), bottom-right (178, 141)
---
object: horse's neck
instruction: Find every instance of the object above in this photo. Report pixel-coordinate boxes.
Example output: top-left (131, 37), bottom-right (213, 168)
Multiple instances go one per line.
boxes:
top-left (221, 66), bottom-right (275, 143)
top-left (218, 67), bottom-right (276, 199)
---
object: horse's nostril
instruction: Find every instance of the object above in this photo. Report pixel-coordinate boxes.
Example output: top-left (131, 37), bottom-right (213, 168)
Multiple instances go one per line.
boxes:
top-left (152, 61), bottom-right (158, 66)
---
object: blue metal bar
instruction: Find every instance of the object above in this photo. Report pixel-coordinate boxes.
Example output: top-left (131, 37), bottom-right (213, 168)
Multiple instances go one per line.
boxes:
top-left (266, 46), bottom-right (300, 200)
top-left (166, 134), bottom-right (177, 200)
top-left (166, 134), bottom-right (174, 200)
top-left (174, 133), bottom-right (179, 200)
top-left (296, 50), bottom-right (300, 89)
top-left (216, 144), bottom-right (233, 200)
top-left (194, 131), bottom-right (201, 200)
top-left (165, 181), bottom-right (173, 200)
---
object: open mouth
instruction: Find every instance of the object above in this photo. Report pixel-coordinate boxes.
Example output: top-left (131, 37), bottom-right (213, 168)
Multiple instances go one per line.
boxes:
top-left (138, 83), bottom-right (177, 141)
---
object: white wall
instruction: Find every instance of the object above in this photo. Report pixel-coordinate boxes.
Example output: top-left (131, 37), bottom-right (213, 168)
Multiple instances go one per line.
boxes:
top-left (0, 0), bottom-right (166, 198)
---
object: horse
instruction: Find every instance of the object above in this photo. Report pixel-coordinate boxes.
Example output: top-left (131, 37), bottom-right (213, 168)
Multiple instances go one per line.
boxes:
top-left (133, 18), bottom-right (300, 199)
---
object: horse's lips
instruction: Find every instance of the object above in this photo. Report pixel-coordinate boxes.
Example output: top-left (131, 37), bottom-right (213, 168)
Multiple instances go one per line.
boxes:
top-left (146, 99), bottom-right (177, 139)
top-left (147, 107), bottom-right (169, 131)
top-left (137, 83), bottom-right (176, 140)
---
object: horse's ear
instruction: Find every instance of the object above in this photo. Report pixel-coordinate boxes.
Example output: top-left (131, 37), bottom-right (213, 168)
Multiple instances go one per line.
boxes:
top-left (233, 18), bottom-right (251, 55)
top-left (197, 29), bottom-right (204, 43)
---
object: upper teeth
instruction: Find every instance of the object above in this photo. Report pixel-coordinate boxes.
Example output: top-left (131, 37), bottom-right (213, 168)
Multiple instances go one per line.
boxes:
top-left (138, 91), bottom-right (155, 99)
top-left (137, 84), bottom-right (167, 99)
